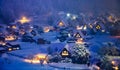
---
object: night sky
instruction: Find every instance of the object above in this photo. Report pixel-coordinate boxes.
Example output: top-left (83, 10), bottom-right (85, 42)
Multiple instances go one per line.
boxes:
top-left (0, 0), bottom-right (120, 24)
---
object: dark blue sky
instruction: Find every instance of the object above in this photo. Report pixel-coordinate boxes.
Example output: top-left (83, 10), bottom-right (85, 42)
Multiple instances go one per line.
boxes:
top-left (0, 0), bottom-right (120, 24)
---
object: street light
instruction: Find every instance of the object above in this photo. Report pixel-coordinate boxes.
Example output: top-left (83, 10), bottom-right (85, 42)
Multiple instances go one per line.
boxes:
top-left (66, 13), bottom-right (70, 17)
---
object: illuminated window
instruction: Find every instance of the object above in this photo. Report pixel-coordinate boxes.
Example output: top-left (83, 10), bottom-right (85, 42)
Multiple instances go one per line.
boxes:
top-left (44, 27), bottom-right (50, 32)
top-left (89, 24), bottom-right (93, 28)
top-left (5, 35), bottom-right (17, 41)
top-left (96, 25), bottom-right (101, 29)
top-left (62, 50), bottom-right (69, 56)
top-left (74, 32), bottom-right (82, 38)
top-left (12, 25), bottom-right (17, 29)
top-left (8, 48), bottom-right (12, 51)
top-left (58, 21), bottom-right (64, 27)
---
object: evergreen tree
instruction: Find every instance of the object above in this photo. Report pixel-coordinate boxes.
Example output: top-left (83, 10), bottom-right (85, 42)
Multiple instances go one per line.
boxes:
top-left (71, 44), bottom-right (90, 64)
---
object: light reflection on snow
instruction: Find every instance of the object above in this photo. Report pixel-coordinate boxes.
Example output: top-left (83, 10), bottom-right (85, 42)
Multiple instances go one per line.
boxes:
top-left (24, 54), bottom-right (48, 64)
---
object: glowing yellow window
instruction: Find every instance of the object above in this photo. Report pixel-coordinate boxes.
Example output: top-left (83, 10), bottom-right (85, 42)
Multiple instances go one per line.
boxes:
top-left (59, 22), bottom-right (64, 27)
top-left (96, 25), bottom-right (101, 29)
top-left (62, 51), bottom-right (69, 56)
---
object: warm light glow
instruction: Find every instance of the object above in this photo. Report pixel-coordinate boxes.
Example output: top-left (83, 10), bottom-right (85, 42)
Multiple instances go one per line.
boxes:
top-left (76, 38), bottom-right (83, 44)
top-left (8, 48), bottom-right (12, 51)
top-left (108, 15), bottom-right (115, 22)
top-left (96, 66), bottom-right (100, 70)
top-left (62, 51), bottom-right (69, 56)
top-left (58, 21), bottom-right (64, 27)
top-left (109, 16), bottom-right (113, 19)
top-left (93, 65), bottom-right (100, 70)
top-left (96, 25), bottom-right (101, 29)
top-left (44, 27), bottom-right (50, 32)
top-left (76, 25), bottom-right (82, 30)
top-left (89, 24), bottom-right (93, 28)
top-left (113, 66), bottom-right (119, 70)
top-left (35, 54), bottom-right (47, 59)
top-left (5, 35), bottom-right (16, 41)
top-left (111, 61), bottom-right (116, 65)
top-left (24, 54), bottom-right (48, 64)
top-left (18, 16), bottom-right (31, 24)
top-left (12, 25), bottom-right (17, 29)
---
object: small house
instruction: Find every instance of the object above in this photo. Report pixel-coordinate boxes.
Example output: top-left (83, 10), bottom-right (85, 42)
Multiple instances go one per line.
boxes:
top-left (43, 27), bottom-right (50, 33)
top-left (55, 19), bottom-right (68, 28)
top-left (74, 32), bottom-right (82, 38)
top-left (73, 30), bottom-right (85, 39)
top-left (24, 54), bottom-right (48, 64)
top-left (60, 48), bottom-right (71, 58)
top-left (93, 21), bottom-right (106, 33)
top-left (5, 35), bottom-right (17, 41)
top-left (30, 30), bottom-right (37, 36)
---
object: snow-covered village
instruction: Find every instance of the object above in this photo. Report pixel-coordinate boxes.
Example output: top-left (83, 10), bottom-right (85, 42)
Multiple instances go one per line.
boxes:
top-left (0, 0), bottom-right (120, 70)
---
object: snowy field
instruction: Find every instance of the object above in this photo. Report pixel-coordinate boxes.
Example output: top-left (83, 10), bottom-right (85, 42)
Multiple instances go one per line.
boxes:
top-left (0, 33), bottom-right (115, 70)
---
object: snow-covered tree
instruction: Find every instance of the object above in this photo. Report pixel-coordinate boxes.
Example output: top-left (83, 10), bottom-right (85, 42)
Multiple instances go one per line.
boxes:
top-left (71, 44), bottom-right (90, 64)
top-left (72, 44), bottom-right (89, 57)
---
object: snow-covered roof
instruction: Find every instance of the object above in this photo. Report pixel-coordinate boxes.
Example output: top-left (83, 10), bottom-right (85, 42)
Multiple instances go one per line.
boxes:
top-left (73, 30), bottom-right (85, 38)
top-left (50, 43), bottom-right (66, 53)
top-left (0, 47), bottom-right (5, 50)
top-left (54, 19), bottom-right (68, 27)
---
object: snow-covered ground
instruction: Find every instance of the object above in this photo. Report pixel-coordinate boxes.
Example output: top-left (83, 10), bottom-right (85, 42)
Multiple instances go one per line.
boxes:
top-left (0, 54), bottom-right (55, 70)
top-left (49, 63), bottom-right (90, 70)
top-left (0, 40), bottom-right (90, 70)
top-left (0, 47), bottom-right (90, 70)
top-left (0, 28), bottom-right (117, 70)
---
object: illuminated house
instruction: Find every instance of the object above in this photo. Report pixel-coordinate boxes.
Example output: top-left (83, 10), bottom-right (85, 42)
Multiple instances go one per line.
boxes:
top-left (7, 24), bottom-right (17, 29)
top-left (76, 38), bottom-right (84, 44)
top-left (58, 21), bottom-right (65, 27)
top-left (24, 54), bottom-right (48, 64)
top-left (73, 30), bottom-right (91, 40)
top-left (73, 30), bottom-right (85, 40)
top-left (43, 27), bottom-right (50, 33)
top-left (76, 25), bottom-right (83, 30)
top-left (60, 48), bottom-right (71, 58)
top-left (55, 19), bottom-right (68, 28)
top-left (5, 35), bottom-right (17, 41)
top-left (107, 15), bottom-right (117, 23)
top-left (93, 21), bottom-right (106, 33)
top-left (6, 43), bottom-right (21, 51)
top-left (74, 32), bottom-right (82, 38)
